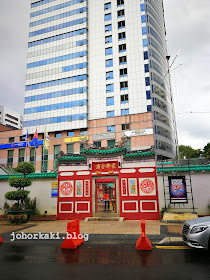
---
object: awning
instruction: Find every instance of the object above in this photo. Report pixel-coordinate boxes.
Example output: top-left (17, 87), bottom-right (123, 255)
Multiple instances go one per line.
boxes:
top-left (96, 179), bottom-right (115, 183)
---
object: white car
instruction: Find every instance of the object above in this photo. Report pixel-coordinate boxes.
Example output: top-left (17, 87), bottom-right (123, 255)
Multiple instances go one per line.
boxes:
top-left (182, 216), bottom-right (210, 250)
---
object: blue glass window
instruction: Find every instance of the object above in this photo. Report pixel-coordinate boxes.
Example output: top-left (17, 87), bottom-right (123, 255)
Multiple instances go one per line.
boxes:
top-left (147, 105), bottom-right (152, 112)
top-left (118, 20), bottom-right (125, 29)
top-left (105, 35), bottom-right (112, 44)
top-left (120, 81), bottom-right (128, 90)
top-left (30, 0), bottom-right (87, 18)
top-left (106, 71), bottom-right (113, 80)
top-left (67, 131), bottom-right (74, 136)
top-left (143, 39), bottom-right (148, 47)
top-left (120, 94), bottom-right (128, 104)
top-left (25, 75), bottom-right (87, 91)
top-left (62, 62), bottom-right (87, 72)
top-left (24, 99), bottom-right (87, 114)
top-left (105, 24), bottom-right (112, 32)
top-left (145, 77), bottom-right (150, 86)
top-left (141, 15), bottom-right (146, 23)
top-left (146, 91), bottom-right (151, 100)
top-left (117, 0), bottom-right (124, 6)
top-left (27, 51), bottom-right (86, 69)
top-left (25, 87), bottom-right (87, 103)
top-left (55, 132), bottom-right (61, 138)
top-left (28, 28), bottom-right (87, 48)
top-left (106, 84), bottom-right (114, 93)
top-left (107, 97), bottom-right (114, 106)
top-left (105, 13), bottom-right (112, 21)
top-left (144, 51), bottom-right (148, 60)
top-left (118, 32), bottom-right (126, 40)
top-left (119, 56), bottom-right (127, 65)
top-left (119, 44), bottom-right (126, 53)
top-left (80, 129), bottom-right (87, 135)
top-left (106, 59), bottom-right (113, 68)
top-left (117, 10), bottom-right (125, 18)
top-left (105, 3), bottom-right (111, 10)
top-left (150, 27), bottom-right (163, 45)
top-left (142, 26), bottom-right (147, 35)
top-left (107, 125), bottom-right (115, 132)
top-left (23, 113), bottom-right (87, 127)
top-left (30, 7), bottom-right (87, 27)
top-left (31, 0), bottom-right (57, 8)
top-left (107, 111), bottom-right (114, 118)
top-left (144, 64), bottom-right (149, 73)
top-left (120, 68), bottom-right (127, 77)
top-left (140, 4), bottom-right (145, 12)
top-left (106, 47), bottom-right (113, 56)
top-left (121, 109), bottom-right (129, 116)
top-left (29, 17), bottom-right (87, 37)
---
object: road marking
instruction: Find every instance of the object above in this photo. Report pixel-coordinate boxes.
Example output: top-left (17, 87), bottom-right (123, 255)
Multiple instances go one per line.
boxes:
top-left (155, 246), bottom-right (191, 250)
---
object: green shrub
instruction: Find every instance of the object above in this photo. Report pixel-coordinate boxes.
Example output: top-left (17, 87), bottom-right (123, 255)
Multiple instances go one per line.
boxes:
top-left (15, 162), bottom-right (35, 175)
top-left (8, 177), bottom-right (32, 190)
top-left (23, 197), bottom-right (40, 215)
top-left (5, 190), bottom-right (30, 202)
top-left (5, 162), bottom-right (35, 211)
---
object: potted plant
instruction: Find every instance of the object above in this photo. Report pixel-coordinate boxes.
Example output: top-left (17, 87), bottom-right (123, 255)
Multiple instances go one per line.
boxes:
top-left (4, 162), bottom-right (35, 224)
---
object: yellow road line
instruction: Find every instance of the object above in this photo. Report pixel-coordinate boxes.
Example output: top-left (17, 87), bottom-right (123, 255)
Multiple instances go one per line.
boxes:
top-left (155, 246), bottom-right (191, 250)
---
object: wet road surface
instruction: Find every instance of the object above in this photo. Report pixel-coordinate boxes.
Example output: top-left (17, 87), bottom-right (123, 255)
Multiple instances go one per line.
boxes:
top-left (0, 240), bottom-right (209, 280)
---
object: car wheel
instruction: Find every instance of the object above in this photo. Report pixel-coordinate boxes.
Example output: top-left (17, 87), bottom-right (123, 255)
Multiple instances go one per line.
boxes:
top-left (208, 238), bottom-right (210, 251)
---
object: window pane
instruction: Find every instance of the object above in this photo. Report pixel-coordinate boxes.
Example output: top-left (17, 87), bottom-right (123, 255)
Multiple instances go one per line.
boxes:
top-left (105, 13), bottom-right (111, 21)
top-left (108, 140), bottom-right (115, 147)
top-left (67, 143), bottom-right (74, 153)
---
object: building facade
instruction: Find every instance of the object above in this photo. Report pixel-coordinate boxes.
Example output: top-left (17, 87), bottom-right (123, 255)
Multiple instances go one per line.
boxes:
top-left (0, 105), bottom-right (22, 130)
top-left (23, 0), bottom-right (177, 161)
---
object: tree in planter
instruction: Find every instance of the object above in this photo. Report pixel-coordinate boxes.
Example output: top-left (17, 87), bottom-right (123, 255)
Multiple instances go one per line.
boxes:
top-left (4, 162), bottom-right (35, 222)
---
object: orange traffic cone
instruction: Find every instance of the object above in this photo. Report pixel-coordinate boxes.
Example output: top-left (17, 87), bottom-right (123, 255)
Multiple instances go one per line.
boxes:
top-left (136, 219), bottom-right (152, 250)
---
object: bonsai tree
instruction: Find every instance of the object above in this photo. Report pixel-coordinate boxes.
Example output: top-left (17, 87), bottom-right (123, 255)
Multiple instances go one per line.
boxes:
top-left (5, 162), bottom-right (35, 211)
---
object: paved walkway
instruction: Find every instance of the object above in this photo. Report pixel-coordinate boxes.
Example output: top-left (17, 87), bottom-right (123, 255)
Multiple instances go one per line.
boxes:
top-left (0, 220), bottom-right (183, 236)
top-left (12, 220), bottom-right (162, 235)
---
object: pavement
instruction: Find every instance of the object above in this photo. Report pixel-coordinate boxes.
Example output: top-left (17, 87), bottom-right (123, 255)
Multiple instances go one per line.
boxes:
top-left (0, 219), bottom-right (184, 245)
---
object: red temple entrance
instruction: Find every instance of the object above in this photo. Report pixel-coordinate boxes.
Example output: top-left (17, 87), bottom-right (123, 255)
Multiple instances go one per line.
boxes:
top-left (57, 154), bottom-right (160, 220)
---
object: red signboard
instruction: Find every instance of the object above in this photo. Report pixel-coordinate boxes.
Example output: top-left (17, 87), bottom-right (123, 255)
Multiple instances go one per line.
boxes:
top-left (92, 162), bottom-right (118, 174)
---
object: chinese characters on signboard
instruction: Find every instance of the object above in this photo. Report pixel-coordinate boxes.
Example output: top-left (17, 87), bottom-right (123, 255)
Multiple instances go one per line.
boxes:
top-left (93, 162), bottom-right (118, 174)
top-left (168, 176), bottom-right (188, 203)
top-left (121, 179), bottom-right (127, 196)
top-left (84, 180), bottom-right (90, 197)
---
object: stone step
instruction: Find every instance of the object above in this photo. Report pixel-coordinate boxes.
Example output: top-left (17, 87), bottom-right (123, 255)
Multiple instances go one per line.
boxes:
top-left (84, 217), bottom-right (125, 222)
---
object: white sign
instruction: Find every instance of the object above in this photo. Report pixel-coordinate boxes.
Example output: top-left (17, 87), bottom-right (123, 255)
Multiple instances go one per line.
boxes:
top-left (93, 132), bottom-right (115, 141)
top-left (125, 128), bottom-right (153, 137)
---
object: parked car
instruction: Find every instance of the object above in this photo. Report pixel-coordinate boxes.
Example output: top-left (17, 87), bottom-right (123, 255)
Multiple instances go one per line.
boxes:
top-left (182, 216), bottom-right (210, 250)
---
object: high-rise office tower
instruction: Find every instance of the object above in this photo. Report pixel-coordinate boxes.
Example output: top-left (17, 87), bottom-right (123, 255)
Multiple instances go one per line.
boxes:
top-left (23, 0), bottom-right (177, 160)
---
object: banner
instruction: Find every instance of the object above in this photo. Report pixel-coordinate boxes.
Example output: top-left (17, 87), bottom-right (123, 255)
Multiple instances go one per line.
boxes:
top-left (168, 176), bottom-right (188, 203)
top-left (125, 128), bottom-right (153, 137)
top-left (64, 136), bottom-right (88, 143)
top-left (0, 140), bottom-right (43, 150)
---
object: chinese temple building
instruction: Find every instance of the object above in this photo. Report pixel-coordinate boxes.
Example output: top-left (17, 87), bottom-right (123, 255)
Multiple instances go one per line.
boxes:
top-left (57, 140), bottom-right (159, 220)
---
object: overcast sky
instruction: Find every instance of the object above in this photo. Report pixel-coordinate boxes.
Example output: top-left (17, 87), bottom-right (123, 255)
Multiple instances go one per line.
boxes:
top-left (0, 0), bottom-right (209, 149)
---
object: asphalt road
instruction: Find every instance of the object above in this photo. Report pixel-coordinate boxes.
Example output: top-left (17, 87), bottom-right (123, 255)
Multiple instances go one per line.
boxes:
top-left (0, 239), bottom-right (210, 280)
